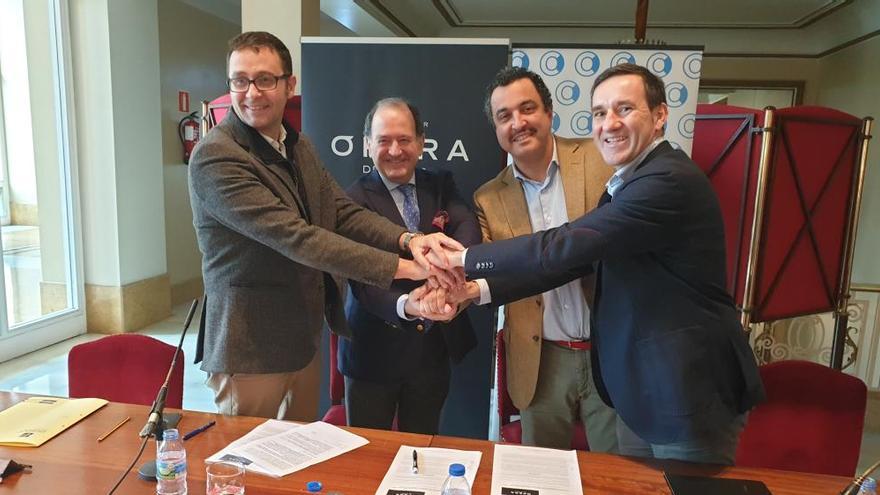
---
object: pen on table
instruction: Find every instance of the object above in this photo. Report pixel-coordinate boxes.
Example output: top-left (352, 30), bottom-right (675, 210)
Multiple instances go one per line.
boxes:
top-left (97, 416), bottom-right (130, 442)
top-left (412, 449), bottom-right (419, 474)
top-left (183, 420), bottom-right (216, 441)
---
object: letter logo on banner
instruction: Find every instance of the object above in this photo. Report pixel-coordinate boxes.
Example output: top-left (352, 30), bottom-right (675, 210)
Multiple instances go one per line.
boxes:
top-left (515, 46), bottom-right (703, 155)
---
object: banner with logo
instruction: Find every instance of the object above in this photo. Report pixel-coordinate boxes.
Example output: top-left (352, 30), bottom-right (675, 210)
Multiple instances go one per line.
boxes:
top-left (301, 38), bottom-right (509, 439)
top-left (512, 45), bottom-right (703, 155)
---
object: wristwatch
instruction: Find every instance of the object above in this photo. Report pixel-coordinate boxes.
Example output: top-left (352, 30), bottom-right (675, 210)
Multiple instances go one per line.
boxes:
top-left (401, 232), bottom-right (424, 253)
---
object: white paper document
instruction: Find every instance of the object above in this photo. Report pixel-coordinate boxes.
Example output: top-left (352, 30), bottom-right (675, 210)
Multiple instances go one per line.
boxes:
top-left (490, 444), bottom-right (583, 495)
top-left (207, 420), bottom-right (368, 478)
top-left (374, 445), bottom-right (482, 495)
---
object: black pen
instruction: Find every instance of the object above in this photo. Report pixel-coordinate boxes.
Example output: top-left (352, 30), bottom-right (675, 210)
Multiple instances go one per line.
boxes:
top-left (183, 420), bottom-right (216, 441)
top-left (412, 449), bottom-right (419, 474)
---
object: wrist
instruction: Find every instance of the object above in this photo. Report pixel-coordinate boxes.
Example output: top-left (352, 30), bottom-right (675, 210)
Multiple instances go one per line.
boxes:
top-left (401, 232), bottom-right (424, 253)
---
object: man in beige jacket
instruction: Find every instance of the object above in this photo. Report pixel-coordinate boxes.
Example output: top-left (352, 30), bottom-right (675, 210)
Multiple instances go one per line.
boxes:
top-left (474, 67), bottom-right (617, 451)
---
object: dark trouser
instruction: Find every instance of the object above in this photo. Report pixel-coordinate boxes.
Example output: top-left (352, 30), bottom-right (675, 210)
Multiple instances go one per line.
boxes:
top-left (616, 413), bottom-right (747, 465)
top-left (344, 370), bottom-right (450, 435)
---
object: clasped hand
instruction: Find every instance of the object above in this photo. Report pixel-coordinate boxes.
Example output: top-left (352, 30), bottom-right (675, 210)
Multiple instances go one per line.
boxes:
top-left (398, 233), bottom-right (474, 322)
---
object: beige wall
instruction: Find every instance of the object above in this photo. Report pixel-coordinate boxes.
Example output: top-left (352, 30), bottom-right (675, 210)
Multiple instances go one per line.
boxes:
top-left (814, 36), bottom-right (880, 285)
top-left (157, 0), bottom-right (239, 303)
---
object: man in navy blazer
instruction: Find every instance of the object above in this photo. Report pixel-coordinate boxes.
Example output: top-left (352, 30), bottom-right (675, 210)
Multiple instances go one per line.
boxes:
top-left (441, 64), bottom-right (765, 464)
top-left (339, 98), bottom-right (480, 434)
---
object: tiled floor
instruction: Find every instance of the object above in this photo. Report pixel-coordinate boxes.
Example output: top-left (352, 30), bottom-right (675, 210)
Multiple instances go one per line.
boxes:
top-left (1, 302), bottom-right (879, 475)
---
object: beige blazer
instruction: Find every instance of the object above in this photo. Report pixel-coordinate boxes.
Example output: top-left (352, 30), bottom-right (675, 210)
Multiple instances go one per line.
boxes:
top-left (473, 136), bottom-right (613, 410)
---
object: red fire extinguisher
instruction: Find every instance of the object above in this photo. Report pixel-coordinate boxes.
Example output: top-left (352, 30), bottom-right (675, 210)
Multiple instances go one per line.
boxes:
top-left (178, 111), bottom-right (200, 164)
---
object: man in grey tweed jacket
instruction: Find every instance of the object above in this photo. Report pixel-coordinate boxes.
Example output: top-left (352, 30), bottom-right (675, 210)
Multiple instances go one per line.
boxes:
top-left (188, 32), bottom-right (459, 421)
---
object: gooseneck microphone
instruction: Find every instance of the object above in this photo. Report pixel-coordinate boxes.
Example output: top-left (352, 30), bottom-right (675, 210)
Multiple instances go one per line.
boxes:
top-left (138, 298), bottom-right (199, 438)
top-left (841, 458), bottom-right (880, 495)
top-left (107, 297), bottom-right (200, 495)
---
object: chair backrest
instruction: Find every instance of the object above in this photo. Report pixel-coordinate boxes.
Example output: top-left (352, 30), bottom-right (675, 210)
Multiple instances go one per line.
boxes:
top-left (329, 333), bottom-right (344, 404)
top-left (202, 94), bottom-right (302, 136)
top-left (735, 359), bottom-right (867, 477)
top-left (495, 329), bottom-right (519, 423)
top-left (68, 334), bottom-right (184, 409)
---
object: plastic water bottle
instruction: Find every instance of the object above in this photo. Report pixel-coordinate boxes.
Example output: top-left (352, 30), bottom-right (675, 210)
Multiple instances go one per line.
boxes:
top-left (440, 463), bottom-right (471, 495)
top-left (156, 428), bottom-right (187, 495)
top-left (859, 477), bottom-right (878, 495)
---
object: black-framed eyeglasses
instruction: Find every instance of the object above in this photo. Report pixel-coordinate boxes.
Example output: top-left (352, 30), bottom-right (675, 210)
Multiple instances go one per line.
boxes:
top-left (227, 73), bottom-right (290, 93)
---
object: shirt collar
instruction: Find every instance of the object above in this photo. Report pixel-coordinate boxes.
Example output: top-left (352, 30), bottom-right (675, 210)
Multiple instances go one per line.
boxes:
top-left (510, 136), bottom-right (559, 186)
top-left (259, 125), bottom-right (288, 157)
top-left (606, 137), bottom-right (665, 195)
top-left (376, 168), bottom-right (416, 193)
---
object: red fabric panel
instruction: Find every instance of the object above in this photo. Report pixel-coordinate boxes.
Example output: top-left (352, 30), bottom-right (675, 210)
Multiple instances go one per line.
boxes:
top-left (67, 334), bottom-right (184, 409)
top-left (736, 360), bottom-right (866, 476)
top-left (206, 94), bottom-right (302, 132)
top-left (693, 104), bottom-right (764, 305)
top-left (329, 333), bottom-right (344, 403)
top-left (752, 106), bottom-right (861, 321)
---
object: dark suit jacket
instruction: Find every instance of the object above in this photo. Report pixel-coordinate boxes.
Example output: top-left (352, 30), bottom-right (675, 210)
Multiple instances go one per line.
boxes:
top-left (188, 110), bottom-right (406, 375)
top-left (465, 142), bottom-right (765, 444)
top-left (339, 168), bottom-right (480, 383)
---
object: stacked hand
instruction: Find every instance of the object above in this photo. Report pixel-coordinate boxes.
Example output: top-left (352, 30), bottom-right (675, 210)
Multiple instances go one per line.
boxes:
top-left (395, 233), bottom-right (477, 322)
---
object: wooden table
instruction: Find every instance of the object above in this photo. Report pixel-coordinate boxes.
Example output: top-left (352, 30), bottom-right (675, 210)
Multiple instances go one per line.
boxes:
top-left (0, 392), bottom-right (853, 494)
top-left (430, 435), bottom-right (852, 494)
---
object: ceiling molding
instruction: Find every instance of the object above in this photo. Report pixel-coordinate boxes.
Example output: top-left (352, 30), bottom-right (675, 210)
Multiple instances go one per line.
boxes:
top-left (703, 28), bottom-right (880, 58)
top-left (354, 0), bottom-right (416, 36)
top-left (427, 0), bottom-right (852, 30)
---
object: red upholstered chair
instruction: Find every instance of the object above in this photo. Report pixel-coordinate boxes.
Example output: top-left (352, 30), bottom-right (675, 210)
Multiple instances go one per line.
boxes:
top-left (68, 334), bottom-right (184, 408)
top-left (202, 94), bottom-right (302, 135)
top-left (496, 330), bottom-right (589, 450)
top-left (321, 332), bottom-right (347, 426)
top-left (736, 360), bottom-right (867, 476)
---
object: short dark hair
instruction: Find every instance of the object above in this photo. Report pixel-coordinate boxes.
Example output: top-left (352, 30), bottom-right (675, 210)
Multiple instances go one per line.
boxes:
top-left (590, 63), bottom-right (666, 109)
top-left (483, 67), bottom-right (553, 127)
top-left (227, 31), bottom-right (292, 75)
top-left (363, 97), bottom-right (425, 138)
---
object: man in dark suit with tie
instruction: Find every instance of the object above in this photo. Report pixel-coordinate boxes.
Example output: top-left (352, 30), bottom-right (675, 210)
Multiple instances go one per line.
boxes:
top-left (339, 98), bottom-right (480, 434)
top-left (189, 32), bottom-right (461, 422)
top-left (440, 64), bottom-right (765, 464)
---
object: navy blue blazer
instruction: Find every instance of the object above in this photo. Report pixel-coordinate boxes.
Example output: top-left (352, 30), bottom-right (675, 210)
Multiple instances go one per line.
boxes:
top-left (339, 168), bottom-right (481, 383)
top-left (465, 142), bottom-right (765, 444)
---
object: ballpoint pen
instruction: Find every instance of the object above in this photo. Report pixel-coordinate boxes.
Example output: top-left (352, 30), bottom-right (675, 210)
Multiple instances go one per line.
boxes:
top-left (183, 420), bottom-right (216, 441)
top-left (412, 449), bottom-right (419, 474)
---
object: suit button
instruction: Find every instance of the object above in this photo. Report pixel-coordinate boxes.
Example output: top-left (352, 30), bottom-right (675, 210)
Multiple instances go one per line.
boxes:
top-left (532, 335), bottom-right (539, 342)
top-left (416, 323), bottom-right (425, 332)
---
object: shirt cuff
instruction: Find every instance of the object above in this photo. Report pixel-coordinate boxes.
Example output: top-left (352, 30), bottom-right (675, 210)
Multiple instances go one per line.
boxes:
top-left (475, 278), bottom-right (492, 305)
top-left (461, 247), bottom-right (468, 268)
top-left (397, 294), bottom-right (418, 321)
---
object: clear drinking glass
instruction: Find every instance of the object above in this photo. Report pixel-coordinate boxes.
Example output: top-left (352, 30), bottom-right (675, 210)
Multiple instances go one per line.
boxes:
top-left (206, 461), bottom-right (245, 495)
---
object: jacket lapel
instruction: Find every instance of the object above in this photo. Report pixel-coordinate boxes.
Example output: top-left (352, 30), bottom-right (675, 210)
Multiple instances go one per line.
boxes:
top-left (416, 169), bottom-right (439, 231)
top-left (225, 110), bottom-right (309, 219)
top-left (497, 167), bottom-right (533, 237)
top-left (557, 137), bottom-right (587, 220)
top-left (362, 170), bottom-right (407, 227)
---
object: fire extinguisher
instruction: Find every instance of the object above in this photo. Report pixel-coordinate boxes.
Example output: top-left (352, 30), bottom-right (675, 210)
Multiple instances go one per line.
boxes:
top-left (178, 111), bottom-right (200, 164)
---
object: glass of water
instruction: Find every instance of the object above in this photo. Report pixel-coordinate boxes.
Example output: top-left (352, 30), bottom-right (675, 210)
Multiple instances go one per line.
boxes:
top-left (206, 461), bottom-right (245, 495)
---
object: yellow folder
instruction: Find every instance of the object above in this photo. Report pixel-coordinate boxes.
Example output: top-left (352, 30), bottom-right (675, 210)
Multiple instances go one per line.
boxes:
top-left (0, 396), bottom-right (107, 447)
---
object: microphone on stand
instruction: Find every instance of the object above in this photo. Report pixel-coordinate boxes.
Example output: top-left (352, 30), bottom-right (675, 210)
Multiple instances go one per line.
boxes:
top-left (107, 297), bottom-right (200, 494)
top-left (841, 458), bottom-right (880, 495)
top-left (139, 298), bottom-right (199, 438)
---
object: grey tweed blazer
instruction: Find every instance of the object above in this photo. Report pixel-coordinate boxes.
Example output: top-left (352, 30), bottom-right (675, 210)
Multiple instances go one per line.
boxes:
top-left (188, 110), bottom-right (406, 374)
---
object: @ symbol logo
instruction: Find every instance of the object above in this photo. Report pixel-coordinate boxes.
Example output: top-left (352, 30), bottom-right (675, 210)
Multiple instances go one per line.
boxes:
top-left (646, 52), bottom-right (672, 77)
top-left (574, 51), bottom-right (600, 76)
top-left (666, 82), bottom-right (688, 108)
top-left (512, 50), bottom-right (530, 69)
top-left (555, 80), bottom-right (580, 106)
top-left (539, 50), bottom-right (565, 76)
top-left (570, 111), bottom-right (593, 136)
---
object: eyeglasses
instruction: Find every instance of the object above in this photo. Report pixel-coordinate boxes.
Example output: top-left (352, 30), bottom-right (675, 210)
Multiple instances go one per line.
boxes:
top-left (227, 73), bottom-right (290, 93)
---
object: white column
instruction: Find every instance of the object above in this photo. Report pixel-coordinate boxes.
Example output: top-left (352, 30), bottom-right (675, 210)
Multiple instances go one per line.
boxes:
top-left (241, 0), bottom-right (320, 95)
